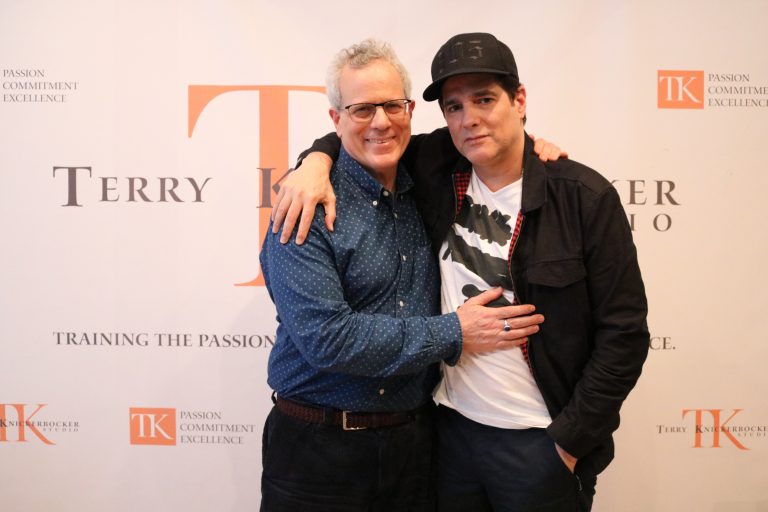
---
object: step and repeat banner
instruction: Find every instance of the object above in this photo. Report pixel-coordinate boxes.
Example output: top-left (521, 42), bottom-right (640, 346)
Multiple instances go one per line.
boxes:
top-left (1, 1), bottom-right (767, 510)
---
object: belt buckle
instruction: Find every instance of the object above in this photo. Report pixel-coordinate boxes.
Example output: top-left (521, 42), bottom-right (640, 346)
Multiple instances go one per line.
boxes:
top-left (342, 411), bottom-right (367, 431)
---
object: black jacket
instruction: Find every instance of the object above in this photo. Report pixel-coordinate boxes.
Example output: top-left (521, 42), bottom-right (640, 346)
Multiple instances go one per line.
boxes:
top-left (306, 129), bottom-right (650, 475)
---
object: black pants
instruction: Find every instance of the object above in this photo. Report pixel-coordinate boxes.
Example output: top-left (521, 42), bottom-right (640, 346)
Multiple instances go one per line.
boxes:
top-left (436, 406), bottom-right (596, 512)
top-left (260, 404), bottom-right (436, 512)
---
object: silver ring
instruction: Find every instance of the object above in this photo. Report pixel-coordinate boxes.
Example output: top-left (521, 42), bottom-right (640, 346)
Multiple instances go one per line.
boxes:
top-left (503, 319), bottom-right (511, 332)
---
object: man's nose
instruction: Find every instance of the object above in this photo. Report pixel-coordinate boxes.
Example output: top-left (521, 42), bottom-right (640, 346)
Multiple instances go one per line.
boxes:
top-left (461, 104), bottom-right (480, 128)
top-left (369, 105), bottom-right (393, 129)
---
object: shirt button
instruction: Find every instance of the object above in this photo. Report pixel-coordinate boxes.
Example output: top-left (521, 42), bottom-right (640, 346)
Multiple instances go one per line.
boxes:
top-left (378, 388), bottom-right (385, 395)
top-left (394, 212), bottom-right (399, 219)
top-left (399, 300), bottom-right (405, 308)
top-left (401, 255), bottom-right (407, 261)
top-left (372, 200), bottom-right (379, 207)
top-left (383, 190), bottom-right (390, 197)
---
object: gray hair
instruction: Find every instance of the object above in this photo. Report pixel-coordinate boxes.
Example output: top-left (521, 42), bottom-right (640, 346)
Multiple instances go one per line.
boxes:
top-left (325, 38), bottom-right (412, 111)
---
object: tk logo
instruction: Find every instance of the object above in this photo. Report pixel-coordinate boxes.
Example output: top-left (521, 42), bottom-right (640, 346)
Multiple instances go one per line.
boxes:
top-left (658, 70), bottom-right (704, 109)
top-left (130, 407), bottom-right (177, 446)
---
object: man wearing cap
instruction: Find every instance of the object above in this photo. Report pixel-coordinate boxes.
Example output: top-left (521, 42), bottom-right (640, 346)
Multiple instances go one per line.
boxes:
top-left (259, 38), bottom-right (548, 512)
top-left (276, 33), bottom-right (648, 512)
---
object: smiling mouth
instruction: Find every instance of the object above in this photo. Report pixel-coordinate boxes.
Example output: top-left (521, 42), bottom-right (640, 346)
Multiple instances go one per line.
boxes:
top-left (366, 136), bottom-right (395, 144)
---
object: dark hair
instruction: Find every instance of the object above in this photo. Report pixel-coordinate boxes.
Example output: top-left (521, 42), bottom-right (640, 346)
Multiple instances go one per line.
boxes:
top-left (439, 74), bottom-right (526, 124)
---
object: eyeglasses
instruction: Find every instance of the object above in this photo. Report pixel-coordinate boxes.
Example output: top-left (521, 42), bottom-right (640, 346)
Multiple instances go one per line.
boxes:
top-left (343, 99), bottom-right (413, 122)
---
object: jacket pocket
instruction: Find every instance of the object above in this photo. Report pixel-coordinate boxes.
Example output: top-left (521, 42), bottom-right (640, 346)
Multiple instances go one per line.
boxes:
top-left (526, 258), bottom-right (586, 288)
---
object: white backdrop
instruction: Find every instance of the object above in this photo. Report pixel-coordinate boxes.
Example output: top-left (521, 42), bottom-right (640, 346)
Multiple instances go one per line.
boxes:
top-left (2, 1), bottom-right (767, 510)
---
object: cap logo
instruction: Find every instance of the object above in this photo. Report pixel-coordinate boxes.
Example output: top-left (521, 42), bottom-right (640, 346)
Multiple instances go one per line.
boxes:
top-left (435, 39), bottom-right (484, 75)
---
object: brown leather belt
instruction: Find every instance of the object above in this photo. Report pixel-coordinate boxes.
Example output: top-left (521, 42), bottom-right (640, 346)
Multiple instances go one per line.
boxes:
top-left (275, 396), bottom-right (421, 431)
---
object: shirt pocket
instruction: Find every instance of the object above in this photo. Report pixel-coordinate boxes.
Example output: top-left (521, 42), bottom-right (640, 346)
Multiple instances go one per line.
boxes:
top-left (526, 258), bottom-right (586, 288)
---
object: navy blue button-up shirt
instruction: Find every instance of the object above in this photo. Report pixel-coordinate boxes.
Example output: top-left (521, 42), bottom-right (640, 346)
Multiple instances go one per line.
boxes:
top-left (260, 148), bottom-right (462, 412)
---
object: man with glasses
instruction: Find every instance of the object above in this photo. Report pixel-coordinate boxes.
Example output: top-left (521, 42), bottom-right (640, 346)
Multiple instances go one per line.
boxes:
top-left (273, 33), bottom-right (649, 512)
top-left (259, 38), bottom-right (548, 512)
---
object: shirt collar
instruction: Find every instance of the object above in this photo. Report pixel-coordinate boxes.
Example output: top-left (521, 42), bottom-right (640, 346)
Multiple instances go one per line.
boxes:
top-left (337, 147), bottom-right (414, 200)
top-left (452, 132), bottom-right (546, 214)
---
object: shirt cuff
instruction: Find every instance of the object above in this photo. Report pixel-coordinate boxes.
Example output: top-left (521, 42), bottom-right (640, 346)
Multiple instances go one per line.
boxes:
top-left (428, 312), bottom-right (462, 366)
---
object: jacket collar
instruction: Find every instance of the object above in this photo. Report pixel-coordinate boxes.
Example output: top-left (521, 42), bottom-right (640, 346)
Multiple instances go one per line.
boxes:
top-left (520, 134), bottom-right (547, 214)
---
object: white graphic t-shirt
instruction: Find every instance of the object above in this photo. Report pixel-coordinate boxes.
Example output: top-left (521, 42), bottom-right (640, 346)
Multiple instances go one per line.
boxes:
top-left (433, 171), bottom-right (551, 429)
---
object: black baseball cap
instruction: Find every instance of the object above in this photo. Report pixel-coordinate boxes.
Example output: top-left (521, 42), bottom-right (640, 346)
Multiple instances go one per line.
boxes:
top-left (423, 32), bottom-right (519, 102)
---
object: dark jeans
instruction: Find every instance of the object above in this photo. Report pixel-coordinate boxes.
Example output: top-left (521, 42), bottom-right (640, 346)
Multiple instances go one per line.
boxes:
top-left (260, 404), bottom-right (436, 512)
top-left (436, 406), bottom-right (596, 512)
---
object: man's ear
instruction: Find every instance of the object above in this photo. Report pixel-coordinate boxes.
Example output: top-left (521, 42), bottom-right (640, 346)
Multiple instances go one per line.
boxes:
top-left (329, 108), bottom-right (342, 137)
top-left (515, 85), bottom-right (527, 118)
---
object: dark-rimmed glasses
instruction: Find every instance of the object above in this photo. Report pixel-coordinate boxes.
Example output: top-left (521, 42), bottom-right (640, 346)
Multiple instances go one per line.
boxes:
top-left (343, 99), bottom-right (413, 123)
